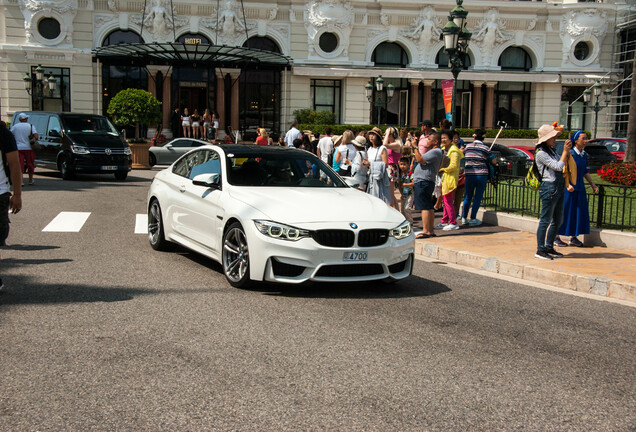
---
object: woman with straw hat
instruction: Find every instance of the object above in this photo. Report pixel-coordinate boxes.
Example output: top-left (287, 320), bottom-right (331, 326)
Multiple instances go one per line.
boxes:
top-left (534, 124), bottom-right (572, 260)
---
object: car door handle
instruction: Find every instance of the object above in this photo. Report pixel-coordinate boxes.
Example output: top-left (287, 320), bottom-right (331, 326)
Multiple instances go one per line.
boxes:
top-left (179, 184), bottom-right (186, 193)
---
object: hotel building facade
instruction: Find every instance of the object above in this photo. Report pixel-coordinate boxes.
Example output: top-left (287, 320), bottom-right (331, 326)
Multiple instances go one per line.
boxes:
top-left (0, 0), bottom-right (633, 140)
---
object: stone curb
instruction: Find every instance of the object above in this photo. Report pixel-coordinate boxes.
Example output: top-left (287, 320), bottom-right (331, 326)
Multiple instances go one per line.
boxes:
top-left (415, 242), bottom-right (636, 304)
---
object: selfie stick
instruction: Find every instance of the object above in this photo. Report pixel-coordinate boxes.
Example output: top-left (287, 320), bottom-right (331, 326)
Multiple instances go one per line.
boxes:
top-left (489, 121), bottom-right (507, 150)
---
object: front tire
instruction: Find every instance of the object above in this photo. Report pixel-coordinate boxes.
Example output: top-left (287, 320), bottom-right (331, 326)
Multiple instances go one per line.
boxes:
top-left (148, 199), bottom-right (173, 251)
top-left (222, 222), bottom-right (251, 288)
top-left (149, 153), bottom-right (156, 167)
top-left (59, 156), bottom-right (74, 180)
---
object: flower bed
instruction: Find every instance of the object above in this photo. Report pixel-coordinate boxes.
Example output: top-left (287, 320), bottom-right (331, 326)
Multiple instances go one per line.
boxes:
top-left (597, 162), bottom-right (636, 186)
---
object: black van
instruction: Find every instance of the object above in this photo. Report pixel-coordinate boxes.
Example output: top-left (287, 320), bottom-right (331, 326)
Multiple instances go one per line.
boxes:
top-left (10, 112), bottom-right (132, 180)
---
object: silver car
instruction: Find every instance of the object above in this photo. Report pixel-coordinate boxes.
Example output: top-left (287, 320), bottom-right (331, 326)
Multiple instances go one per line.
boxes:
top-left (149, 138), bottom-right (207, 166)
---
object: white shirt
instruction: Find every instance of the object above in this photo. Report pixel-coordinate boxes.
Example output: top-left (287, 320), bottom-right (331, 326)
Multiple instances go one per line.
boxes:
top-left (284, 127), bottom-right (301, 147)
top-left (336, 143), bottom-right (357, 170)
top-left (10, 122), bottom-right (36, 151)
top-left (317, 136), bottom-right (334, 162)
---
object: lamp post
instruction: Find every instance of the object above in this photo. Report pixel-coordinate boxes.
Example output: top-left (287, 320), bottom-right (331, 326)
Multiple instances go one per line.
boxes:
top-left (583, 81), bottom-right (612, 139)
top-left (364, 75), bottom-right (395, 126)
top-left (441, 0), bottom-right (470, 128)
top-left (23, 64), bottom-right (57, 110)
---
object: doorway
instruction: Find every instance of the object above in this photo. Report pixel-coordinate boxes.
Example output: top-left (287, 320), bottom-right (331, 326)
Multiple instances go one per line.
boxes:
top-left (179, 87), bottom-right (208, 113)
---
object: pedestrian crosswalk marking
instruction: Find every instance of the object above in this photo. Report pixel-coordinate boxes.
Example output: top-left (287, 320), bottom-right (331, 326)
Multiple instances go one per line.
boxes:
top-left (135, 214), bottom-right (148, 234)
top-left (42, 212), bottom-right (91, 232)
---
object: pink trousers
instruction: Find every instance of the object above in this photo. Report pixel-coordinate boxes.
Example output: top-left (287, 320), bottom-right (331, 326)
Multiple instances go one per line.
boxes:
top-left (440, 191), bottom-right (456, 225)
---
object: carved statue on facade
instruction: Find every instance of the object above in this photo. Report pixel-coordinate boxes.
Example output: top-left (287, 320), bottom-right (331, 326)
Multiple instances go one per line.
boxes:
top-left (472, 8), bottom-right (512, 67)
top-left (18, 0), bottom-right (78, 45)
top-left (144, 0), bottom-right (172, 37)
top-left (404, 6), bottom-right (441, 63)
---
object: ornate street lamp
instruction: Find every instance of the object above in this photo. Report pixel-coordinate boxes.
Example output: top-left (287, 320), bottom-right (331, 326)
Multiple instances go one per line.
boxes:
top-left (364, 75), bottom-right (395, 126)
top-left (441, 0), bottom-right (471, 128)
top-left (583, 81), bottom-right (612, 139)
top-left (23, 64), bottom-right (56, 110)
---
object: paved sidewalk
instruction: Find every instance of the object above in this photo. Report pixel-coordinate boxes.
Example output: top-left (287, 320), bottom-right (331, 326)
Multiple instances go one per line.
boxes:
top-left (411, 214), bottom-right (636, 303)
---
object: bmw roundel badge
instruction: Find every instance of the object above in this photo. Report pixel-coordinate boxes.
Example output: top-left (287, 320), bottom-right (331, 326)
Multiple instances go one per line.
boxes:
top-left (350, 223), bottom-right (358, 229)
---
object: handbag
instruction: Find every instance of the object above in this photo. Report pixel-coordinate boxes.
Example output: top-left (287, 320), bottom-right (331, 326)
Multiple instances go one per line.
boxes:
top-left (29, 125), bottom-right (41, 152)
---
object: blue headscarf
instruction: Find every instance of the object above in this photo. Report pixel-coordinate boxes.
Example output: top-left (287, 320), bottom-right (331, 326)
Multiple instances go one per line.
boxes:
top-left (570, 130), bottom-right (584, 143)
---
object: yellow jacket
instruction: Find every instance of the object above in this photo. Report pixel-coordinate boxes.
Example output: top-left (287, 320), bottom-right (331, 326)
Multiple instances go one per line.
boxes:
top-left (441, 144), bottom-right (463, 195)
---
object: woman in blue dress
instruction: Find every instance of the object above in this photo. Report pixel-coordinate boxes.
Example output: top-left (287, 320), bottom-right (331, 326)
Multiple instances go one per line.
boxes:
top-left (555, 130), bottom-right (598, 247)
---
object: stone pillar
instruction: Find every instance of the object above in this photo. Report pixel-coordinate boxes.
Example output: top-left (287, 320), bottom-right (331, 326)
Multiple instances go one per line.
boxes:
top-left (227, 69), bottom-right (241, 135)
top-left (484, 81), bottom-right (497, 129)
top-left (422, 79), bottom-right (435, 123)
top-left (215, 70), bottom-right (226, 135)
top-left (147, 69), bottom-right (158, 97)
top-left (471, 81), bottom-right (484, 128)
top-left (409, 79), bottom-right (420, 127)
top-left (162, 69), bottom-right (172, 136)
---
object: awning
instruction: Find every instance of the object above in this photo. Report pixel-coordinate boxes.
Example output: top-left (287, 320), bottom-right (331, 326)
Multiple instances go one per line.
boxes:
top-left (93, 42), bottom-right (292, 68)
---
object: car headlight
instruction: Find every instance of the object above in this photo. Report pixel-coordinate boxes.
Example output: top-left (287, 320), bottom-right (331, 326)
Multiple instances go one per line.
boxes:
top-left (123, 146), bottom-right (131, 155)
top-left (390, 220), bottom-right (412, 240)
top-left (254, 220), bottom-right (310, 241)
top-left (71, 145), bottom-right (90, 154)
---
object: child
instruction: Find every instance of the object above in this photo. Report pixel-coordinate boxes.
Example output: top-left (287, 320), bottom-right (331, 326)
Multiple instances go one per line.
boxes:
top-left (398, 157), bottom-right (414, 224)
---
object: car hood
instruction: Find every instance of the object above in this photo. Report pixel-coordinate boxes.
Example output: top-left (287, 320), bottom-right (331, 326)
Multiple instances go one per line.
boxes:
top-left (228, 186), bottom-right (404, 225)
top-left (66, 133), bottom-right (126, 148)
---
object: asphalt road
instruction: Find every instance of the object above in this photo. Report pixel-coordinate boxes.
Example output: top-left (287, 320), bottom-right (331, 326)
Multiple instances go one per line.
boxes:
top-left (1, 168), bottom-right (635, 431)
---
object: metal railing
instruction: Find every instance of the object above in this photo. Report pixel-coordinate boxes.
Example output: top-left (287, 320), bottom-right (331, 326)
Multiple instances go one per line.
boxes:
top-left (481, 175), bottom-right (636, 231)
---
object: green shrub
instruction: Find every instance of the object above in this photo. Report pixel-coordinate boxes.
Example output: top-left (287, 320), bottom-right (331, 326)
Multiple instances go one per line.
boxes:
top-left (293, 109), bottom-right (336, 125)
top-left (107, 88), bottom-right (162, 138)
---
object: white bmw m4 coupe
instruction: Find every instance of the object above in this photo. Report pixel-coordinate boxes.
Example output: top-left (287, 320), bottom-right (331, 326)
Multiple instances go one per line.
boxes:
top-left (147, 144), bottom-right (414, 287)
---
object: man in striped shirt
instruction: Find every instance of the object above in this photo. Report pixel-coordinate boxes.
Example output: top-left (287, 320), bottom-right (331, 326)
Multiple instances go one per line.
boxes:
top-left (461, 128), bottom-right (493, 226)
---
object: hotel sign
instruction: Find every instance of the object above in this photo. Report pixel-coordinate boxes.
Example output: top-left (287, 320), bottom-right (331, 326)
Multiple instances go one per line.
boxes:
top-left (184, 37), bottom-right (203, 44)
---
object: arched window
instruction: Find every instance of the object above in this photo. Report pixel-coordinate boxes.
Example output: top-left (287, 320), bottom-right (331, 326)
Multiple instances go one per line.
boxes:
top-left (372, 42), bottom-right (409, 68)
top-left (101, 30), bottom-right (147, 131)
top-left (498, 47), bottom-right (532, 71)
top-left (436, 48), bottom-right (472, 69)
top-left (239, 37), bottom-right (282, 140)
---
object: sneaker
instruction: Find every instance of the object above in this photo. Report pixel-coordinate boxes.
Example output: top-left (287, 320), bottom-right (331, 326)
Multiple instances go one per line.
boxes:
top-left (434, 223), bottom-right (447, 230)
top-left (468, 219), bottom-right (482, 226)
top-left (443, 224), bottom-right (460, 231)
top-left (534, 250), bottom-right (553, 260)
top-left (546, 248), bottom-right (564, 258)
top-left (554, 238), bottom-right (568, 247)
top-left (569, 237), bottom-right (584, 247)
top-left (460, 217), bottom-right (467, 225)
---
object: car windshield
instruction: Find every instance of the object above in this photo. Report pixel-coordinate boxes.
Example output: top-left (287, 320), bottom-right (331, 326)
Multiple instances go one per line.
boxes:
top-left (62, 115), bottom-right (119, 135)
top-left (225, 151), bottom-right (346, 187)
top-left (491, 144), bottom-right (522, 158)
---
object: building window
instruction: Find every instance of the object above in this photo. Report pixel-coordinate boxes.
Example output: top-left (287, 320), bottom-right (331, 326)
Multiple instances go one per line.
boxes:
top-left (372, 42), bottom-right (409, 67)
top-left (319, 33), bottom-right (338, 53)
top-left (560, 86), bottom-right (587, 132)
top-left (311, 79), bottom-right (341, 123)
top-left (101, 30), bottom-right (147, 135)
top-left (239, 37), bottom-right (283, 140)
top-left (30, 66), bottom-right (70, 112)
top-left (495, 82), bottom-right (531, 128)
top-left (436, 48), bottom-right (472, 70)
top-left (573, 42), bottom-right (590, 61)
top-left (38, 18), bottom-right (61, 40)
top-left (498, 47), bottom-right (532, 71)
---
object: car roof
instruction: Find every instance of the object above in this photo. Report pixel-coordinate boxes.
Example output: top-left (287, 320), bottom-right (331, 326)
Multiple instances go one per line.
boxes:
top-left (213, 144), bottom-right (311, 156)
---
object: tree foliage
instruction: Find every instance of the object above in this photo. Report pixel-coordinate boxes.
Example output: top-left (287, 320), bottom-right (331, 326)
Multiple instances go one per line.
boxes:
top-left (293, 108), bottom-right (336, 125)
top-left (107, 89), bottom-right (162, 138)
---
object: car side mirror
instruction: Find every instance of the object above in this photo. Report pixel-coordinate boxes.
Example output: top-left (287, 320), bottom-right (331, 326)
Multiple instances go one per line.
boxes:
top-left (343, 177), bottom-right (360, 188)
top-left (49, 129), bottom-right (61, 137)
top-left (165, 143), bottom-right (173, 149)
top-left (192, 173), bottom-right (220, 189)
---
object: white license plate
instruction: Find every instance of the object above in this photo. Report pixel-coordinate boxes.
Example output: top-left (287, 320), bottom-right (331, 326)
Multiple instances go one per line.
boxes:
top-left (343, 251), bottom-right (368, 262)
top-left (101, 165), bottom-right (117, 170)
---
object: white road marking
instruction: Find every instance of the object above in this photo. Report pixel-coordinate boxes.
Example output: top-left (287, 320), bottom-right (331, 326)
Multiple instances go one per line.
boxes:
top-left (42, 212), bottom-right (91, 232)
top-left (135, 214), bottom-right (148, 234)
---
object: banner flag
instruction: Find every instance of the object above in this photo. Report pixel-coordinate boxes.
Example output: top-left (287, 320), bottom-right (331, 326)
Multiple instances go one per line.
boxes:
top-left (441, 79), bottom-right (454, 122)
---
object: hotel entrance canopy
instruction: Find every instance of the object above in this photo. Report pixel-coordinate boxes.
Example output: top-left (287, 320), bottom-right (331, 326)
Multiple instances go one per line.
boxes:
top-left (93, 42), bottom-right (292, 68)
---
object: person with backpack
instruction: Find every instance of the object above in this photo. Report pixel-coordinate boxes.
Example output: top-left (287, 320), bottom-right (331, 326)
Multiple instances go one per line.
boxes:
top-left (534, 124), bottom-right (572, 260)
top-left (0, 121), bottom-right (23, 292)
